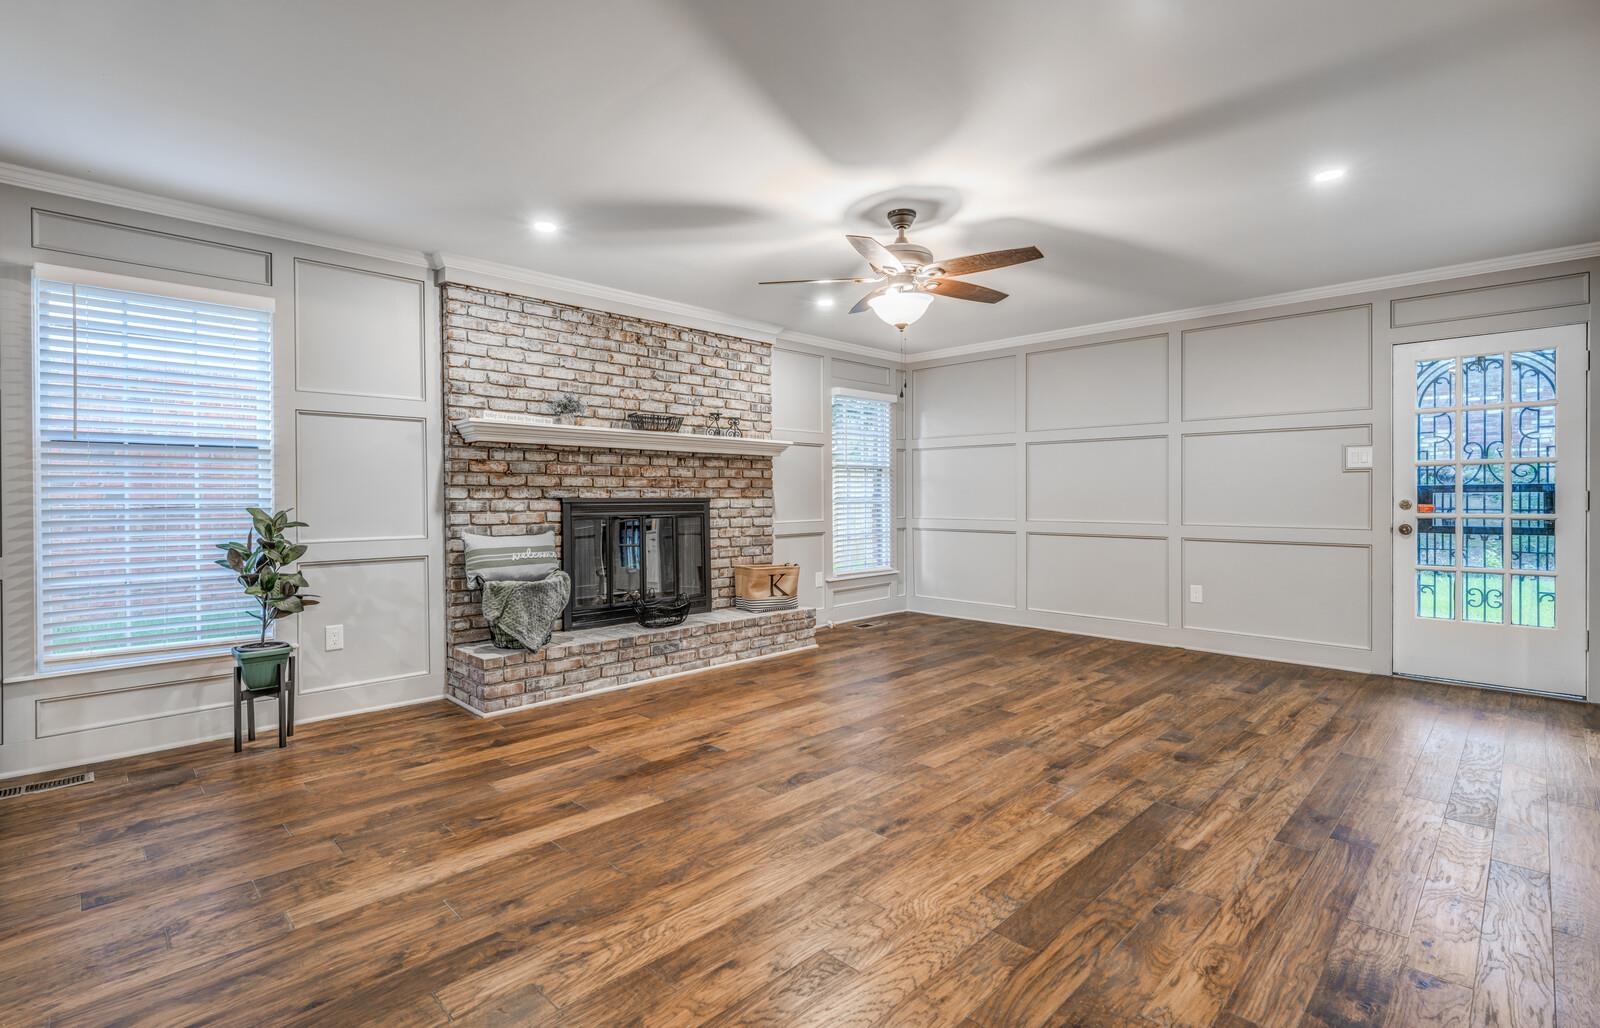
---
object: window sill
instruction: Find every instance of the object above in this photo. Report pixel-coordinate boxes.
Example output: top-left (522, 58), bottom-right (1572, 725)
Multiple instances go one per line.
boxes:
top-left (826, 569), bottom-right (899, 584)
top-left (9, 639), bottom-right (266, 686)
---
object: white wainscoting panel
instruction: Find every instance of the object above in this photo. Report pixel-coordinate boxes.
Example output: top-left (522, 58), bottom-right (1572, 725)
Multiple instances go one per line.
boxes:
top-left (774, 533), bottom-right (825, 611)
top-left (775, 443), bottom-right (825, 525)
top-left (31, 208), bottom-right (272, 285)
top-left (833, 358), bottom-right (894, 388)
top-left (294, 260), bottom-right (426, 400)
top-left (1183, 426), bottom-right (1373, 529)
top-left (1027, 437), bottom-right (1168, 524)
top-left (1391, 272), bottom-right (1589, 328)
top-left (297, 556), bottom-right (431, 694)
top-left (914, 444), bottom-right (1016, 521)
top-left (1182, 539), bottom-right (1370, 648)
top-left (35, 674), bottom-right (233, 739)
top-left (1027, 533), bottom-right (1168, 625)
top-left (1026, 334), bottom-right (1168, 430)
top-left (296, 412), bottom-right (429, 542)
top-left (913, 356), bottom-right (1016, 438)
top-left (1182, 306), bottom-right (1371, 420)
top-left (914, 529), bottom-right (1017, 607)
top-left (772, 348), bottom-right (824, 433)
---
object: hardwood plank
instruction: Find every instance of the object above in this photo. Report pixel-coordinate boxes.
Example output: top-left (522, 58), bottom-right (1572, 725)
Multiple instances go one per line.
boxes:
top-left (1385, 968), bottom-right (1474, 1027)
top-left (1299, 919), bottom-right (1406, 1027)
top-left (1406, 818), bottom-right (1494, 987)
top-left (1469, 860), bottom-right (1555, 1028)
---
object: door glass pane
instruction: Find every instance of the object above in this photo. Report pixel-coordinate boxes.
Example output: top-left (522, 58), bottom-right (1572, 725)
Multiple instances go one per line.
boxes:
top-left (1510, 463), bottom-right (1555, 513)
top-left (1462, 519), bottom-right (1504, 569)
top-left (1511, 406), bottom-right (1556, 459)
top-left (1417, 412), bottom-right (1454, 461)
top-left (1461, 409), bottom-right (1503, 459)
top-left (1417, 358), bottom-right (1455, 408)
top-left (1510, 519), bottom-right (1555, 571)
top-left (1510, 575), bottom-right (1556, 628)
top-left (1417, 571), bottom-right (1454, 620)
top-left (1463, 354), bottom-right (1504, 405)
top-left (1460, 463), bottom-right (1504, 513)
top-left (1416, 465), bottom-right (1456, 513)
top-left (1417, 518), bottom-right (1456, 567)
top-left (1511, 349), bottom-right (1555, 403)
top-left (1462, 572), bottom-right (1504, 624)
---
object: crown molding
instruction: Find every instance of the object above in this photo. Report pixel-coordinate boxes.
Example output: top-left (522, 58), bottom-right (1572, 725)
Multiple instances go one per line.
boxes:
top-left (908, 240), bottom-right (1600, 364)
top-left (773, 329), bottom-right (903, 362)
top-left (0, 160), bottom-right (430, 269)
top-left (432, 252), bottom-right (789, 345)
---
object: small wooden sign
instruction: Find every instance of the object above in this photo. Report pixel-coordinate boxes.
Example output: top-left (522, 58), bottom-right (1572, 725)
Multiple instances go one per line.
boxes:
top-left (734, 563), bottom-right (800, 600)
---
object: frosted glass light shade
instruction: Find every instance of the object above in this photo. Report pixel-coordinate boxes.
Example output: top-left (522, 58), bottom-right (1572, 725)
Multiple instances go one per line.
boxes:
top-left (867, 289), bottom-right (933, 328)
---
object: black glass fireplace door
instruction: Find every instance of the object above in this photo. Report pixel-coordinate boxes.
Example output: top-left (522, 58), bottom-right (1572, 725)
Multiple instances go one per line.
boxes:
top-left (562, 500), bottom-right (710, 628)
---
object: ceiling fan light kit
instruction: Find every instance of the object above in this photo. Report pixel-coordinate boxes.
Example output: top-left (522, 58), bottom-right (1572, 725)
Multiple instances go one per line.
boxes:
top-left (759, 208), bottom-right (1042, 332)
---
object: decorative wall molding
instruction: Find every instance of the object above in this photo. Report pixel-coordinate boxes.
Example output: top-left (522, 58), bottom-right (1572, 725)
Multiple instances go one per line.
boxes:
top-left (909, 241), bottom-right (1600, 364)
top-left (0, 160), bottom-right (430, 268)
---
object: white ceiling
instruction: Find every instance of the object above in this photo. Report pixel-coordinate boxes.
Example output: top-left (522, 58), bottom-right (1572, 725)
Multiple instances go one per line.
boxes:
top-left (2, 0), bottom-right (1597, 354)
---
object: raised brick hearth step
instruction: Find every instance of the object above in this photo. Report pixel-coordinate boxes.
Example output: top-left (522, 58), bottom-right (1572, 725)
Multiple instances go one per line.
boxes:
top-left (446, 608), bottom-right (816, 714)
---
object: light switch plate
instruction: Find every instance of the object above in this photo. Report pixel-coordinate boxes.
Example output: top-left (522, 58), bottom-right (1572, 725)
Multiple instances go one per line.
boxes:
top-left (1189, 584), bottom-right (1204, 603)
top-left (324, 624), bottom-right (344, 651)
top-left (1344, 444), bottom-right (1375, 471)
top-left (814, 571), bottom-right (824, 589)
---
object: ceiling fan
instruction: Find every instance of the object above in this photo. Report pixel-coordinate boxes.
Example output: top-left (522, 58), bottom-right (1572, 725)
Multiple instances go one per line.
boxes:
top-left (759, 208), bottom-right (1043, 329)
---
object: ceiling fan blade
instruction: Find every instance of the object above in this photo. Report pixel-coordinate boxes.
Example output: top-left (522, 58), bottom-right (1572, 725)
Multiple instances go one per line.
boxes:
top-left (846, 235), bottom-right (906, 274)
top-left (931, 246), bottom-right (1043, 277)
top-left (849, 287), bottom-right (888, 315)
top-left (923, 279), bottom-right (1008, 304)
top-left (757, 276), bottom-right (883, 285)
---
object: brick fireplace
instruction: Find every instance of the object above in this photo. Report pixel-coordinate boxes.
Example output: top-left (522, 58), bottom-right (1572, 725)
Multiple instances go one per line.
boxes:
top-left (441, 283), bottom-right (816, 714)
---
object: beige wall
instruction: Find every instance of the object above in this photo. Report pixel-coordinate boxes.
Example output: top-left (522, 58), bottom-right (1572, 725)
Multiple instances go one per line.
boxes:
top-left (907, 259), bottom-right (1596, 698)
top-left (0, 185), bottom-right (445, 775)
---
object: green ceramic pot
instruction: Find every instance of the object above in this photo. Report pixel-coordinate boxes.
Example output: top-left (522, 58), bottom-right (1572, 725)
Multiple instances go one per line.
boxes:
top-left (232, 642), bottom-right (292, 691)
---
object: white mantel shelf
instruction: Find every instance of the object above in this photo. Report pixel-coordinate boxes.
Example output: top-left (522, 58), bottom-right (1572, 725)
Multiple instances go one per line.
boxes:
top-left (454, 417), bottom-right (793, 457)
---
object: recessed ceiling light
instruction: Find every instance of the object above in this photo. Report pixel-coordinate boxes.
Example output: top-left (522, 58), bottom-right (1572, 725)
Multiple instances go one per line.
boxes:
top-left (1311, 167), bottom-right (1348, 185)
top-left (531, 219), bottom-right (560, 234)
top-left (814, 296), bottom-right (835, 309)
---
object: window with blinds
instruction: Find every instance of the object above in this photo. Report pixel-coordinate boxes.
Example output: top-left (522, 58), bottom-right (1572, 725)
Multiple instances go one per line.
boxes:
top-left (34, 276), bottom-right (274, 664)
top-left (831, 393), bottom-right (894, 574)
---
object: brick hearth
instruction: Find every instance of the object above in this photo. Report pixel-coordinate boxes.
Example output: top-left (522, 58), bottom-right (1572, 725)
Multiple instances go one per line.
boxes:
top-left (447, 608), bottom-right (816, 714)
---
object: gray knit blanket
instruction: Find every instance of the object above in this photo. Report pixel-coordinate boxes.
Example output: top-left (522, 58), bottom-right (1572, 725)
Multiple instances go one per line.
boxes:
top-left (482, 570), bottom-right (572, 651)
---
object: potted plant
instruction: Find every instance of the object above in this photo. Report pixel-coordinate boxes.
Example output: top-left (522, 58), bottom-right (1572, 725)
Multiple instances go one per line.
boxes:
top-left (216, 507), bottom-right (319, 691)
top-left (550, 392), bottom-right (584, 425)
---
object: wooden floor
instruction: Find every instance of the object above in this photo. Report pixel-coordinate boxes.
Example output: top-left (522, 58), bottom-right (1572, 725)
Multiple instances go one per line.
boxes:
top-left (3, 613), bottom-right (1598, 1026)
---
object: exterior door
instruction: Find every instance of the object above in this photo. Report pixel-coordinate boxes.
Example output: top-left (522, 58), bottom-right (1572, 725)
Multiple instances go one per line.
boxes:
top-left (1392, 324), bottom-right (1588, 696)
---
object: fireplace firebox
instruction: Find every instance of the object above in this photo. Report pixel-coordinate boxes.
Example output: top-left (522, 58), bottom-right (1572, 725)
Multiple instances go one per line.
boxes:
top-left (560, 498), bottom-right (711, 629)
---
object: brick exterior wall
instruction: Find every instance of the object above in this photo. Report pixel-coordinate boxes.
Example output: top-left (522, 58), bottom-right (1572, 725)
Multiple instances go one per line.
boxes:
top-left (442, 283), bottom-right (776, 647)
top-left (448, 608), bottom-right (816, 713)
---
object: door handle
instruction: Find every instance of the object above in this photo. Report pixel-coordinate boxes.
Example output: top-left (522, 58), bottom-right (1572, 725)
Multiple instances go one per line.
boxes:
top-left (1397, 523), bottom-right (1413, 536)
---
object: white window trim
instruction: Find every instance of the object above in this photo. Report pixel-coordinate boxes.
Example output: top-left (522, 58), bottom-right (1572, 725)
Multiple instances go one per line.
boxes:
top-left (29, 265), bottom-right (278, 673)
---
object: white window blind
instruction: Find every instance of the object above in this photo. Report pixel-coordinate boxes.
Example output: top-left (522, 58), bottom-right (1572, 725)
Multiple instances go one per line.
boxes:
top-left (34, 277), bottom-right (274, 664)
top-left (831, 393), bottom-right (893, 574)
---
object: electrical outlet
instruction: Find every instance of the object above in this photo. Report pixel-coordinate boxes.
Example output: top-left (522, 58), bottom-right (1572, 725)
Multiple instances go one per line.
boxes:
top-left (814, 571), bottom-right (824, 589)
top-left (1189, 585), bottom-right (1204, 603)
top-left (324, 624), bottom-right (344, 651)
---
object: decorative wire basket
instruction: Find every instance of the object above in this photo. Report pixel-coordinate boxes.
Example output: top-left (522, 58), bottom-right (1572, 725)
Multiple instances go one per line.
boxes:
top-left (625, 412), bottom-right (684, 432)
top-left (633, 593), bottom-right (691, 628)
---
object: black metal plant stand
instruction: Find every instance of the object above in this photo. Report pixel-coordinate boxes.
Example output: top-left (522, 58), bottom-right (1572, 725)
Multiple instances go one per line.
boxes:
top-left (234, 653), bottom-right (296, 752)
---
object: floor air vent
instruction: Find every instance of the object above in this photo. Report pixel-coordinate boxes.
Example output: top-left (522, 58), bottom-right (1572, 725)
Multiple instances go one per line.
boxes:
top-left (0, 771), bottom-right (94, 800)
top-left (853, 621), bottom-right (879, 629)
